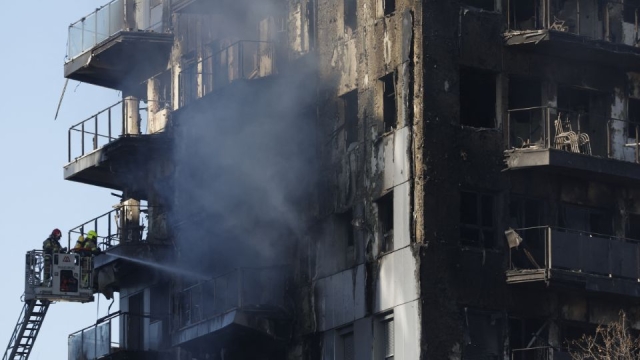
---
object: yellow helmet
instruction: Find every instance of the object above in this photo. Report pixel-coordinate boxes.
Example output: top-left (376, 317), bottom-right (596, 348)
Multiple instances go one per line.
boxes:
top-left (87, 230), bottom-right (98, 239)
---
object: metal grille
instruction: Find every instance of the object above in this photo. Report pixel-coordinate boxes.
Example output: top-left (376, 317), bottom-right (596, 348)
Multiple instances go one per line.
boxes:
top-left (383, 319), bottom-right (394, 359)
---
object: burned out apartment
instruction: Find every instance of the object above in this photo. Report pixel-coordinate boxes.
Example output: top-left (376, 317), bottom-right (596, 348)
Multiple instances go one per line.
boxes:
top-left (44, 0), bottom-right (640, 359)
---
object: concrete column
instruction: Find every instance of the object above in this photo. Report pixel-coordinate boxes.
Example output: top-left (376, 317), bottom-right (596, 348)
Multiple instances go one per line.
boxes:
top-left (124, 96), bottom-right (140, 135)
top-left (120, 198), bottom-right (142, 243)
top-left (124, 0), bottom-right (137, 30)
top-left (147, 78), bottom-right (168, 133)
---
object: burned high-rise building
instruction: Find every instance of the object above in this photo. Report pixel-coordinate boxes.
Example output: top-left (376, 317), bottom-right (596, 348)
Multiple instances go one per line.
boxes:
top-left (34, 0), bottom-right (640, 359)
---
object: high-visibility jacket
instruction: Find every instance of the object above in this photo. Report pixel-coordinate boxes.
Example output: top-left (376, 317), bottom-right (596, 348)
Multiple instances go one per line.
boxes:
top-left (74, 235), bottom-right (100, 254)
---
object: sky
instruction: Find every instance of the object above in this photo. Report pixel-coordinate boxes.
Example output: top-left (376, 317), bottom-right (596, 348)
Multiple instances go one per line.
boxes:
top-left (0, 1), bottom-right (123, 359)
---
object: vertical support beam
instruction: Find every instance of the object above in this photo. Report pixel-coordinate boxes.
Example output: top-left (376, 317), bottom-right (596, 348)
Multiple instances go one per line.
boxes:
top-left (605, 2), bottom-right (611, 41)
top-left (576, 0), bottom-right (580, 35)
top-left (120, 198), bottom-right (142, 243)
top-left (124, 0), bottom-right (137, 30)
top-left (124, 96), bottom-right (141, 136)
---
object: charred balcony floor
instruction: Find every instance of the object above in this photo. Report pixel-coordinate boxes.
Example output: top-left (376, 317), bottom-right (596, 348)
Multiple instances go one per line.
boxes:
top-left (64, 134), bottom-right (169, 199)
top-left (65, 31), bottom-right (173, 92)
top-left (504, 30), bottom-right (640, 71)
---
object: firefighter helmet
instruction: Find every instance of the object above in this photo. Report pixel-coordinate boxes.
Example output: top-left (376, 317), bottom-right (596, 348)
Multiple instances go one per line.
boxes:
top-left (87, 230), bottom-right (98, 239)
top-left (51, 228), bottom-right (62, 240)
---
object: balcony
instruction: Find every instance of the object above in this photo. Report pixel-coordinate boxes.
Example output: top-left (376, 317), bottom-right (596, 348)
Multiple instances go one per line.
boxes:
top-left (65, 0), bottom-right (173, 91)
top-left (172, 267), bottom-right (290, 350)
top-left (505, 0), bottom-right (640, 70)
top-left (511, 346), bottom-right (570, 360)
top-left (504, 106), bottom-right (640, 182)
top-left (179, 40), bottom-right (277, 107)
top-left (65, 101), bottom-right (168, 196)
top-left (68, 203), bottom-right (172, 297)
top-left (506, 226), bottom-right (640, 297)
top-left (68, 312), bottom-right (164, 360)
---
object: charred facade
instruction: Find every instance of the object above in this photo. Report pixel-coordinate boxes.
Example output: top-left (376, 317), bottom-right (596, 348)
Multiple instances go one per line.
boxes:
top-left (61, 0), bottom-right (640, 359)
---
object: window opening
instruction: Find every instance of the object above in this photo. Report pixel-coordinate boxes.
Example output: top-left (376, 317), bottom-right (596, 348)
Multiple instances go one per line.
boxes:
top-left (460, 67), bottom-right (496, 128)
top-left (382, 0), bottom-right (395, 16)
top-left (624, 0), bottom-right (640, 24)
top-left (377, 192), bottom-right (394, 253)
top-left (344, 0), bottom-right (357, 33)
top-left (558, 204), bottom-right (612, 236)
top-left (460, 191), bottom-right (495, 248)
top-left (342, 90), bottom-right (359, 148)
top-left (380, 73), bottom-right (397, 132)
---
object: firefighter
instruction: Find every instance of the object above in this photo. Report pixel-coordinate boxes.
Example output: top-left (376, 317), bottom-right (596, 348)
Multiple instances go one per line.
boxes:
top-left (73, 230), bottom-right (100, 288)
top-left (42, 228), bottom-right (66, 283)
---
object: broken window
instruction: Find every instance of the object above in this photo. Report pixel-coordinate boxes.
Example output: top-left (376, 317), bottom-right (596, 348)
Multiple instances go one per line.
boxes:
top-left (510, 0), bottom-right (538, 30)
top-left (508, 197), bottom-right (544, 268)
top-left (460, 191), bottom-right (496, 248)
top-left (462, 309), bottom-right (504, 360)
top-left (463, 0), bottom-right (494, 11)
top-left (341, 90), bottom-right (359, 148)
top-left (375, 313), bottom-right (394, 360)
top-left (508, 76), bottom-right (542, 147)
top-left (380, 73), bottom-right (397, 132)
top-left (561, 322), bottom-right (598, 351)
top-left (337, 326), bottom-right (355, 360)
top-left (376, 192), bottom-right (394, 253)
top-left (344, 0), bottom-right (357, 33)
top-left (624, 0), bottom-right (640, 24)
top-left (558, 204), bottom-right (613, 235)
top-left (460, 67), bottom-right (496, 128)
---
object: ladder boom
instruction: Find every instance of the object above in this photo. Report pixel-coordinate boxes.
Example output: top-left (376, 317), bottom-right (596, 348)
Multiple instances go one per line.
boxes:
top-left (2, 299), bottom-right (49, 360)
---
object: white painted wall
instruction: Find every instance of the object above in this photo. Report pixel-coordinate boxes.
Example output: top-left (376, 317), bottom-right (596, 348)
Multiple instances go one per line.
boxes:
top-left (375, 247), bottom-right (418, 313)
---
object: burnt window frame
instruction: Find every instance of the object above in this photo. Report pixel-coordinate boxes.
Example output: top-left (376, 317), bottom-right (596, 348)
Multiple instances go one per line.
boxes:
top-left (374, 312), bottom-right (394, 360)
top-left (341, 90), bottom-right (359, 148)
top-left (558, 203), bottom-right (613, 236)
top-left (460, 190), bottom-right (497, 248)
top-left (380, 72), bottom-right (397, 133)
top-left (376, 191), bottom-right (394, 253)
top-left (627, 213), bottom-right (640, 240)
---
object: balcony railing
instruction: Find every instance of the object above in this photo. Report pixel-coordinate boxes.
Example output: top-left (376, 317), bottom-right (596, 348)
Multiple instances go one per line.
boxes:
top-left (508, 226), bottom-right (640, 281)
top-left (506, 0), bottom-right (640, 46)
top-left (67, 0), bottom-right (125, 61)
top-left (68, 312), bottom-right (160, 360)
top-left (67, 202), bottom-right (151, 251)
top-left (68, 101), bottom-right (148, 162)
top-left (67, 0), bottom-right (165, 61)
top-left (507, 106), bottom-right (640, 164)
top-left (175, 267), bottom-right (287, 330)
top-left (511, 346), bottom-right (567, 360)
top-left (179, 40), bottom-right (277, 107)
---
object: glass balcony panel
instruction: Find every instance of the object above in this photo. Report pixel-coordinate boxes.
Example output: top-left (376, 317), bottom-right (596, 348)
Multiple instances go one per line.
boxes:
top-left (81, 13), bottom-right (97, 54)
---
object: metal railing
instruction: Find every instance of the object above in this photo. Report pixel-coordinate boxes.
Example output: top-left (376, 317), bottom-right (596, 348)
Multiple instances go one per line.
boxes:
top-left (68, 312), bottom-right (159, 360)
top-left (506, 0), bottom-right (640, 46)
top-left (67, 0), bottom-right (125, 61)
top-left (508, 226), bottom-right (640, 280)
top-left (67, 202), bottom-right (151, 251)
top-left (507, 106), bottom-right (640, 163)
top-left (68, 101), bottom-right (148, 162)
top-left (511, 346), bottom-right (557, 360)
top-left (179, 40), bottom-right (277, 107)
top-left (176, 267), bottom-right (287, 330)
top-left (66, 0), bottom-right (165, 61)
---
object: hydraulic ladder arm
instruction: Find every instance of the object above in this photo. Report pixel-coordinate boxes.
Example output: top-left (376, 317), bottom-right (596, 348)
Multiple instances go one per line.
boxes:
top-left (2, 299), bottom-right (50, 360)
